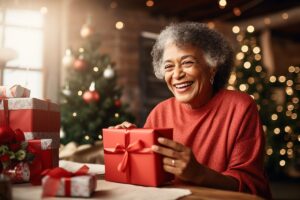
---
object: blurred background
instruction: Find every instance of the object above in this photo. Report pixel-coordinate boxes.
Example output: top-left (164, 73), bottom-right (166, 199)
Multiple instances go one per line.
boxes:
top-left (0, 0), bottom-right (299, 199)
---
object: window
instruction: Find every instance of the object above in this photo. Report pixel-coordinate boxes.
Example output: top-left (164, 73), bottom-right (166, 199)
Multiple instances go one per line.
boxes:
top-left (0, 8), bottom-right (44, 98)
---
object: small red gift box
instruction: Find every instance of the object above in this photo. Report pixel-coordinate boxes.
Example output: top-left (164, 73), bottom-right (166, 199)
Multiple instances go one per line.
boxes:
top-left (103, 128), bottom-right (174, 187)
top-left (42, 166), bottom-right (97, 197)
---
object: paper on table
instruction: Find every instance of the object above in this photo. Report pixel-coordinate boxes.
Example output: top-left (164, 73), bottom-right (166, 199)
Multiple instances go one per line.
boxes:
top-left (59, 160), bottom-right (105, 174)
top-left (98, 180), bottom-right (191, 200)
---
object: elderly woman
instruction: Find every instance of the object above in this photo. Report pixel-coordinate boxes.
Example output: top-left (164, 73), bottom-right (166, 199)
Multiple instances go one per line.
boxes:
top-left (115, 22), bottom-right (271, 199)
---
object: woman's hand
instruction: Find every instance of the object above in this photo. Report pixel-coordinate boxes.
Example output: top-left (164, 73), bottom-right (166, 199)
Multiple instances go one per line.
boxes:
top-left (108, 121), bottom-right (137, 129)
top-left (151, 137), bottom-right (203, 183)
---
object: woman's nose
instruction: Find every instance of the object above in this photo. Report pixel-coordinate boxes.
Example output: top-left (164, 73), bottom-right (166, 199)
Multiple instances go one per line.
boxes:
top-left (173, 65), bottom-right (185, 79)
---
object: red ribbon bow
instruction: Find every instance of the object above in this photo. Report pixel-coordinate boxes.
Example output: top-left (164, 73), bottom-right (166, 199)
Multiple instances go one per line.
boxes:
top-left (41, 165), bottom-right (90, 197)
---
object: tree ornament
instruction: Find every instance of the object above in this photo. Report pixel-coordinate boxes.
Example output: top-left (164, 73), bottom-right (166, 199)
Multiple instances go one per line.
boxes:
top-left (73, 56), bottom-right (88, 71)
top-left (62, 49), bottom-right (74, 67)
top-left (62, 84), bottom-right (71, 96)
top-left (0, 125), bottom-right (15, 145)
top-left (114, 99), bottom-right (121, 107)
top-left (83, 82), bottom-right (100, 103)
top-left (80, 23), bottom-right (94, 38)
top-left (103, 65), bottom-right (115, 79)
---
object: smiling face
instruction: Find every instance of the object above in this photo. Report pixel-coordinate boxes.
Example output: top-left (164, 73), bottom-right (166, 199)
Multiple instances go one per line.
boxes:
top-left (162, 43), bottom-right (216, 108)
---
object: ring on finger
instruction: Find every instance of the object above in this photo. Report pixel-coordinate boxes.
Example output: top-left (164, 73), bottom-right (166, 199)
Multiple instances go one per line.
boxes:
top-left (171, 159), bottom-right (175, 167)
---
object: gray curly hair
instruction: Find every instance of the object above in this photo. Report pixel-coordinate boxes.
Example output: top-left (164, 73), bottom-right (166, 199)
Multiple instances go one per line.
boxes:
top-left (151, 22), bottom-right (233, 92)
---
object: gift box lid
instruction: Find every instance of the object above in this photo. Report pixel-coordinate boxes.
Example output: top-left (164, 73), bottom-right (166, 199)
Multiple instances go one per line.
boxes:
top-left (0, 98), bottom-right (59, 112)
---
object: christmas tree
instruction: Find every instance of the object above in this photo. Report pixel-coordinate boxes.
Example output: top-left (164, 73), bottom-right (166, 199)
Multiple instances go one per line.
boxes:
top-left (228, 25), bottom-right (300, 178)
top-left (60, 19), bottom-right (134, 145)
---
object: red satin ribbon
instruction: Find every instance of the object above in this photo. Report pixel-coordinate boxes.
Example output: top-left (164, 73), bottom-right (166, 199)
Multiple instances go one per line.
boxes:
top-left (0, 98), bottom-right (9, 126)
top-left (41, 165), bottom-right (89, 197)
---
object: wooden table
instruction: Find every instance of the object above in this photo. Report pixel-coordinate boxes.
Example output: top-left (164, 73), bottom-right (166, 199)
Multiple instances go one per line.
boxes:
top-left (11, 176), bottom-right (264, 200)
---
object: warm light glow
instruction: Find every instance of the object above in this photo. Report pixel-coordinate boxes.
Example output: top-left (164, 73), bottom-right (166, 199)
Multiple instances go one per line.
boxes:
top-left (280, 149), bottom-right (286, 155)
top-left (246, 25), bottom-right (255, 33)
top-left (233, 7), bottom-right (241, 16)
top-left (291, 113), bottom-right (297, 119)
top-left (40, 7), bottom-right (48, 15)
top-left (85, 135), bottom-right (90, 140)
top-left (286, 87), bottom-right (293, 95)
top-left (241, 45), bottom-right (249, 52)
top-left (288, 66), bottom-right (295, 73)
top-left (286, 80), bottom-right (293, 86)
top-left (264, 18), bottom-right (271, 25)
top-left (287, 149), bottom-right (293, 156)
top-left (219, 0), bottom-right (227, 9)
top-left (271, 114), bottom-right (278, 120)
top-left (146, 0), bottom-right (154, 7)
top-left (72, 112), bottom-right (77, 117)
top-left (244, 61), bottom-right (251, 69)
top-left (236, 34), bottom-right (243, 42)
top-left (287, 104), bottom-right (294, 111)
top-left (79, 48), bottom-right (84, 53)
top-left (253, 47), bottom-right (261, 54)
top-left (98, 135), bottom-right (102, 139)
top-left (253, 92), bottom-right (260, 100)
top-left (115, 21), bottom-right (124, 30)
top-left (269, 76), bottom-right (276, 83)
top-left (282, 12), bottom-right (289, 20)
top-left (292, 97), bottom-right (299, 104)
top-left (78, 90), bottom-right (83, 96)
top-left (274, 128), bottom-right (280, 134)
top-left (248, 77), bottom-right (255, 84)
top-left (93, 67), bottom-right (99, 72)
top-left (276, 105), bottom-right (283, 112)
top-left (232, 26), bottom-right (240, 34)
top-left (278, 76), bottom-right (286, 82)
top-left (279, 160), bottom-right (286, 166)
top-left (227, 86), bottom-right (235, 90)
top-left (207, 22), bottom-right (215, 29)
top-left (286, 110), bottom-right (292, 116)
top-left (254, 54), bottom-right (261, 61)
top-left (239, 84), bottom-right (248, 91)
top-left (236, 52), bottom-right (244, 60)
top-left (284, 126), bottom-right (291, 133)
top-left (263, 125), bottom-right (267, 132)
top-left (287, 142), bottom-right (293, 148)
top-left (255, 65), bottom-right (262, 72)
top-left (115, 113), bottom-right (120, 118)
top-left (266, 148), bottom-right (273, 155)
top-left (228, 73), bottom-right (236, 84)
top-left (295, 66), bottom-right (300, 73)
top-left (298, 135), bottom-right (300, 142)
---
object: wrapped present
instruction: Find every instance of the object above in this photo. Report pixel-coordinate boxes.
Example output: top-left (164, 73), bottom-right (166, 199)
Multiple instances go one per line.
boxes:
top-left (42, 165), bottom-right (97, 197)
top-left (103, 128), bottom-right (174, 187)
top-left (0, 85), bottom-right (30, 98)
top-left (0, 98), bottom-right (60, 132)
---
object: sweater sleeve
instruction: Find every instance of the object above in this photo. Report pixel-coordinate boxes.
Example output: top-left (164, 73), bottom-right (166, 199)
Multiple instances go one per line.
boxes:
top-left (222, 101), bottom-right (271, 199)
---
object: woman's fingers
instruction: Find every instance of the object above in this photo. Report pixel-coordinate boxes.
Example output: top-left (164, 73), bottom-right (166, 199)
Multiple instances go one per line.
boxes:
top-left (157, 137), bottom-right (185, 152)
top-left (108, 121), bottom-right (137, 129)
top-left (152, 144), bottom-right (181, 158)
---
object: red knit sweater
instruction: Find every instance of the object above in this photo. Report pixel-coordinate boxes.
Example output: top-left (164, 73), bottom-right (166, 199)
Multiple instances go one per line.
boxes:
top-left (144, 89), bottom-right (271, 199)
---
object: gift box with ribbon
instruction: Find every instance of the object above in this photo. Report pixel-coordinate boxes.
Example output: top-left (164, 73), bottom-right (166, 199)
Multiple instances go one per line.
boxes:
top-left (103, 128), bottom-right (174, 187)
top-left (0, 97), bottom-right (60, 167)
top-left (41, 165), bottom-right (97, 197)
top-left (0, 85), bottom-right (30, 98)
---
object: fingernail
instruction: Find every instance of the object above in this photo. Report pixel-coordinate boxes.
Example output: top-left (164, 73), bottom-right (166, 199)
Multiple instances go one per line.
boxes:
top-left (152, 145), bottom-right (159, 151)
top-left (158, 137), bottom-right (164, 143)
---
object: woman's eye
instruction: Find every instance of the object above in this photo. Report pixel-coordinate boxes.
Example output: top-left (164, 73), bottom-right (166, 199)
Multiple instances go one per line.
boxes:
top-left (182, 61), bottom-right (195, 67)
top-left (164, 65), bottom-right (174, 71)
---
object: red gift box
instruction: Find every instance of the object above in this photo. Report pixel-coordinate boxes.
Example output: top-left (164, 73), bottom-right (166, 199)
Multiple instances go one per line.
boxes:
top-left (103, 128), bottom-right (174, 187)
top-left (0, 98), bottom-right (60, 132)
top-left (27, 139), bottom-right (58, 170)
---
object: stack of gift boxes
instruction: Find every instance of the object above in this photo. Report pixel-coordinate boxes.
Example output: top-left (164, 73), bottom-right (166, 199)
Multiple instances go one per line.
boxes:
top-left (0, 85), bottom-right (60, 184)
